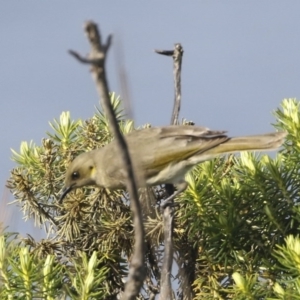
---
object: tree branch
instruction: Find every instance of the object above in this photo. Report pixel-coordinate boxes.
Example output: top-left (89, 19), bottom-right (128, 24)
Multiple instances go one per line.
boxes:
top-left (155, 43), bottom-right (184, 299)
top-left (69, 21), bottom-right (145, 300)
top-left (155, 43), bottom-right (183, 125)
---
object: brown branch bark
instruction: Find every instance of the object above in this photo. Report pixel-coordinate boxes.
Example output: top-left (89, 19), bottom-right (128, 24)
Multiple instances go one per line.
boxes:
top-left (69, 21), bottom-right (145, 300)
top-left (155, 43), bottom-right (184, 300)
top-left (155, 43), bottom-right (183, 125)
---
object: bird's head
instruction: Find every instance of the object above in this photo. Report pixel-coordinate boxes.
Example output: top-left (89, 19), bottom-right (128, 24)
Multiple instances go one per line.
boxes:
top-left (60, 152), bottom-right (97, 202)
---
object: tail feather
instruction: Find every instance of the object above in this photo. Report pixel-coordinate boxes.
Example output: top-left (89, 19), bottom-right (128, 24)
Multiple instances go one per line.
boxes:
top-left (206, 131), bottom-right (287, 155)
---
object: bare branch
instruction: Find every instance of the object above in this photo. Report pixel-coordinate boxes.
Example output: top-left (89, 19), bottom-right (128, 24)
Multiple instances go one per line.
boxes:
top-left (161, 43), bottom-right (195, 300)
top-left (68, 50), bottom-right (106, 65)
top-left (154, 49), bottom-right (174, 56)
top-left (171, 43), bottom-right (183, 125)
top-left (160, 204), bottom-right (174, 300)
top-left (70, 21), bottom-right (145, 300)
top-left (155, 44), bottom-right (184, 125)
top-left (156, 43), bottom-right (184, 300)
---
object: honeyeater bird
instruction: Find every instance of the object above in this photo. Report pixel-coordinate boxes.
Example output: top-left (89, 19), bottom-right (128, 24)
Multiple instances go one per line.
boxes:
top-left (60, 125), bottom-right (286, 205)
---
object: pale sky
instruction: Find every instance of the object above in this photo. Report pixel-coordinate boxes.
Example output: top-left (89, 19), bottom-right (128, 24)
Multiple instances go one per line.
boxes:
top-left (1, 1), bottom-right (300, 234)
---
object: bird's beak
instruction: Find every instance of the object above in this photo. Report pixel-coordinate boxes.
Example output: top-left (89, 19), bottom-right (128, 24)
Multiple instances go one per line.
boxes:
top-left (59, 186), bottom-right (73, 203)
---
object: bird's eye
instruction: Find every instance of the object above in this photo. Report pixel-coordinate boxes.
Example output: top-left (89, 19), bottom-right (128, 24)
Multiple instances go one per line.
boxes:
top-left (71, 171), bottom-right (79, 180)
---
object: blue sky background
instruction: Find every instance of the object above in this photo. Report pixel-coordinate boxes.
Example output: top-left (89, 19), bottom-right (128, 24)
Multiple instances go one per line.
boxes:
top-left (1, 1), bottom-right (300, 235)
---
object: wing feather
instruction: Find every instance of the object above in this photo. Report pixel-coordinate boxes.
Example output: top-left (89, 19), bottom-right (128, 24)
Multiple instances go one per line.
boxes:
top-left (125, 126), bottom-right (228, 178)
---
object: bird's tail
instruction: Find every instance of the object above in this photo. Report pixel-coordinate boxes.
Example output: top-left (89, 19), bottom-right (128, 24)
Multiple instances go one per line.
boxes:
top-left (206, 131), bottom-right (287, 155)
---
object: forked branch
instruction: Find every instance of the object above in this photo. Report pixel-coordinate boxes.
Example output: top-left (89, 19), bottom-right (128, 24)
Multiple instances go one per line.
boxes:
top-left (69, 21), bottom-right (145, 300)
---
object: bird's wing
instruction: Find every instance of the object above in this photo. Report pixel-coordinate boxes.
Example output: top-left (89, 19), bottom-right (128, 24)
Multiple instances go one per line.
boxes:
top-left (126, 126), bottom-right (229, 178)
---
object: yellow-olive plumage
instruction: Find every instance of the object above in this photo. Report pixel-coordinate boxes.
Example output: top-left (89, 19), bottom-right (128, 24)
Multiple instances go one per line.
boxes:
top-left (60, 125), bottom-right (286, 201)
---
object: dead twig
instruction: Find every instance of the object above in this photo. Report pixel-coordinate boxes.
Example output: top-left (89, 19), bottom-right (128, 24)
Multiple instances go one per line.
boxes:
top-left (155, 43), bottom-right (183, 125)
top-left (69, 21), bottom-right (145, 300)
top-left (155, 43), bottom-right (184, 299)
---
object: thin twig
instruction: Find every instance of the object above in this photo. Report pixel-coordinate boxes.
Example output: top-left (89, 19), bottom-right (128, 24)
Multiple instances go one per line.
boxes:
top-left (171, 43), bottom-right (183, 125)
top-left (69, 21), bottom-right (145, 300)
top-left (155, 43), bottom-right (183, 125)
top-left (155, 43), bottom-right (184, 299)
top-left (161, 204), bottom-right (174, 299)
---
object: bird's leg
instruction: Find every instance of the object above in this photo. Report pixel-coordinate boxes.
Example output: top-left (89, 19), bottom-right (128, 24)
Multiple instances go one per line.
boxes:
top-left (160, 181), bottom-right (188, 208)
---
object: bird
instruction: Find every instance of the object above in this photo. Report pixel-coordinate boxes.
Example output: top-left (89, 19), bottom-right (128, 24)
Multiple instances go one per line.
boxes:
top-left (60, 125), bottom-right (286, 206)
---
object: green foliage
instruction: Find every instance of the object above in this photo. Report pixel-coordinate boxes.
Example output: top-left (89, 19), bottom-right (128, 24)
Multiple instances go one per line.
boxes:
top-left (175, 98), bottom-right (300, 299)
top-left (5, 93), bottom-right (133, 299)
top-left (3, 97), bottom-right (300, 299)
top-left (0, 233), bottom-right (108, 299)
